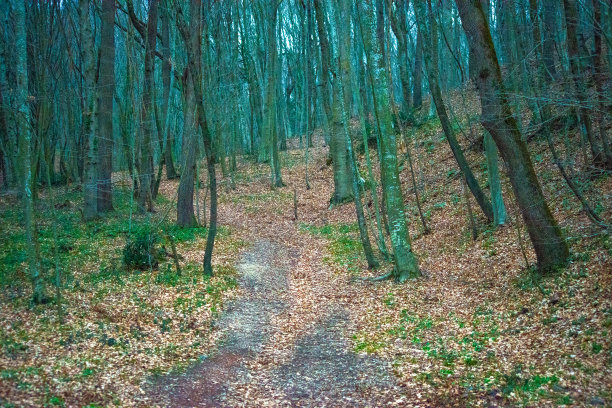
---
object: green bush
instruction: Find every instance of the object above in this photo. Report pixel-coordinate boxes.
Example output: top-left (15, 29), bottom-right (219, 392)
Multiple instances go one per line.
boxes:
top-left (122, 227), bottom-right (162, 270)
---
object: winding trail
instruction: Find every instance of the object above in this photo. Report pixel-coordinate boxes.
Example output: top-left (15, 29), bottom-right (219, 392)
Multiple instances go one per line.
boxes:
top-left (148, 237), bottom-right (405, 407)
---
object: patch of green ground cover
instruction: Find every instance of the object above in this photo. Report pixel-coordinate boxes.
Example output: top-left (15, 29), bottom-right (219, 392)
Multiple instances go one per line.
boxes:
top-left (299, 222), bottom-right (365, 275)
top-left (0, 186), bottom-right (246, 406)
top-left (359, 295), bottom-right (580, 406)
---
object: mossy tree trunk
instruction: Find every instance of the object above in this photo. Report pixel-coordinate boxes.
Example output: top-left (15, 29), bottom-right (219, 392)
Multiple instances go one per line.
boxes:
top-left (359, 0), bottom-right (420, 281)
top-left (80, 0), bottom-right (98, 221)
top-left (97, 0), bottom-right (115, 213)
top-left (414, 0), bottom-right (494, 223)
top-left (456, 0), bottom-right (569, 273)
top-left (16, 0), bottom-right (45, 303)
top-left (176, 0), bottom-right (217, 276)
top-left (334, 0), bottom-right (378, 269)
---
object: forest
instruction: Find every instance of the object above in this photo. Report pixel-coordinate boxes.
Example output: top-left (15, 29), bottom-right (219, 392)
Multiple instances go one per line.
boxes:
top-left (0, 0), bottom-right (610, 406)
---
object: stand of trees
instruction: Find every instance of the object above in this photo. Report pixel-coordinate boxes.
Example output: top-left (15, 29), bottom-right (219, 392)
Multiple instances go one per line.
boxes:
top-left (1, 0), bottom-right (610, 301)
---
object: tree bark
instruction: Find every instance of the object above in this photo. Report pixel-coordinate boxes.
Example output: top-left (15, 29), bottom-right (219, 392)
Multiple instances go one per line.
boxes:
top-left (563, 0), bottom-right (605, 168)
top-left (359, 0), bottom-right (420, 281)
top-left (16, 0), bottom-right (45, 303)
top-left (456, 0), bottom-right (569, 272)
top-left (414, 0), bottom-right (494, 222)
top-left (161, 0), bottom-right (178, 180)
top-left (335, 0), bottom-right (378, 269)
top-left (80, 0), bottom-right (98, 221)
top-left (176, 0), bottom-right (217, 276)
top-left (97, 0), bottom-right (116, 212)
top-left (137, 0), bottom-right (158, 212)
top-left (177, 70), bottom-right (198, 228)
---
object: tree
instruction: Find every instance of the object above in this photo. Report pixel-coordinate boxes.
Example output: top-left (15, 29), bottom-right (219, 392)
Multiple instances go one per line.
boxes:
top-left (176, 0), bottom-right (218, 276)
top-left (80, 0), bottom-right (98, 221)
top-left (15, 0), bottom-right (45, 302)
top-left (161, 0), bottom-right (178, 180)
top-left (359, 0), bottom-right (420, 281)
top-left (333, 0), bottom-right (378, 269)
top-left (562, 0), bottom-right (608, 169)
top-left (314, 0), bottom-right (352, 204)
top-left (414, 0), bottom-right (494, 222)
top-left (97, 0), bottom-right (116, 213)
top-left (455, 0), bottom-right (569, 273)
top-left (263, 0), bottom-right (284, 187)
top-left (130, 0), bottom-right (158, 213)
top-left (177, 69), bottom-right (198, 228)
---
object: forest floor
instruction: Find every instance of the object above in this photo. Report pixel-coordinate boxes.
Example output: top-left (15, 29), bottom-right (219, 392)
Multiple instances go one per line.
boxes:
top-left (1, 94), bottom-right (611, 407)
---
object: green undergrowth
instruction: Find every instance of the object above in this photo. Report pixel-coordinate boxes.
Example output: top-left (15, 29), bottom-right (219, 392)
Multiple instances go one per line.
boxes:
top-left (0, 187), bottom-right (236, 296)
top-left (299, 222), bottom-right (365, 274)
top-left (0, 184), bottom-right (246, 406)
top-left (355, 288), bottom-right (609, 407)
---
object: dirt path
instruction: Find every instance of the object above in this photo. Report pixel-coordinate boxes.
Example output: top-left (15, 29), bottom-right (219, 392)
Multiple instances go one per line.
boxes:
top-left (147, 238), bottom-right (405, 407)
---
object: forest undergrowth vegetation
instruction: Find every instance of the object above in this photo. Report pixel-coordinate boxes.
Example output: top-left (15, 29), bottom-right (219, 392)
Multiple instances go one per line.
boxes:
top-left (0, 86), bottom-right (610, 406)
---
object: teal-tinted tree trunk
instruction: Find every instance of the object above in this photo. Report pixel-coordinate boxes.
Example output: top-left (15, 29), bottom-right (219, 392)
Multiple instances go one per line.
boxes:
top-left (334, 0), bottom-right (378, 269)
top-left (456, 0), bottom-right (569, 273)
top-left (414, 0), bottom-right (494, 222)
top-left (16, 0), bottom-right (45, 303)
top-left (176, 0), bottom-right (217, 276)
top-left (359, 0), bottom-right (420, 281)
top-left (80, 0), bottom-right (98, 221)
top-left (314, 0), bottom-right (352, 204)
top-left (137, 0), bottom-right (158, 213)
top-left (263, 1), bottom-right (283, 188)
top-left (97, 0), bottom-right (115, 213)
top-left (161, 1), bottom-right (178, 180)
top-left (484, 131), bottom-right (506, 225)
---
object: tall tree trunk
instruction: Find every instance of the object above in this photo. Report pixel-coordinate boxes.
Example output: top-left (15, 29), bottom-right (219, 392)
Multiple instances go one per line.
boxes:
top-left (542, 0), bottom-right (557, 81)
top-left (263, 1), bottom-right (283, 187)
top-left (359, 0), bottom-right (420, 281)
top-left (456, 0), bottom-right (569, 273)
top-left (177, 70), bottom-right (198, 228)
top-left (592, 0), bottom-right (612, 168)
top-left (413, 28), bottom-right (424, 109)
top-left (16, 0), bottom-right (45, 303)
top-left (563, 0), bottom-right (605, 168)
top-left (97, 0), bottom-right (115, 212)
top-left (161, 0), bottom-right (178, 180)
top-left (176, 0), bottom-right (217, 277)
top-left (138, 0), bottom-right (158, 212)
top-left (314, 0), bottom-right (351, 204)
top-left (335, 0), bottom-right (378, 269)
top-left (414, 0), bottom-right (494, 222)
top-left (387, 0), bottom-right (411, 115)
top-left (80, 0), bottom-right (98, 221)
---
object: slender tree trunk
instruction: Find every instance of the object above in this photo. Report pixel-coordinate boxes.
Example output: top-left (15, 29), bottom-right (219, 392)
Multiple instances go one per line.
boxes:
top-left (161, 0), bottom-right (178, 180)
top-left (97, 0), bottom-right (115, 212)
top-left (592, 0), bottom-right (612, 168)
top-left (359, 0), bottom-right (420, 281)
top-left (263, 1), bottom-right (283, 188)
top-left (484, 130), bottom-right (506, 225)
top-left (335, 0), bottom-right (378, 269)
top-left (138, 0), bottom-right (158, 212)
top-left (456, 0), bottom-right (569, 272)
top-left (542, 0), bottom-right (557, 81)
top-left (414, 0), bottom-right (494, 222)
top-left (176, 0), bottom-right (217, 276)
top-left (413, 28), bottom-right (424, 109)
top-left (563, 0), bottom-right (605, 168)
top-left (16, 0), bottom-right (45, 303)
top-left (80, 0), bottom-right (98, 221)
